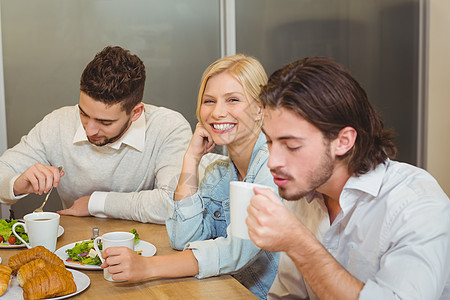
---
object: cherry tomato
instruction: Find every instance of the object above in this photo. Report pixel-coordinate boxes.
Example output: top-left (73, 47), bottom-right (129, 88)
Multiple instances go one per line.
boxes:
top-left (0, 236), bottom-right (3, 243)
top-left (8, 236), bottom-right (16, 245)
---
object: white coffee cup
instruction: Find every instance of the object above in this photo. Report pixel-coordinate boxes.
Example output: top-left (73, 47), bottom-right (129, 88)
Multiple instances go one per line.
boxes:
top-left (230, 181), bottom-right (276, 239)
top-left (12, 212), bottom-right (60, 252)
top-left (93, 231), bottom-right (135, 282)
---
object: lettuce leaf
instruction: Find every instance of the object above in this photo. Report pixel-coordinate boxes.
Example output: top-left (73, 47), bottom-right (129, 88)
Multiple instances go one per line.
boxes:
top-left (0, 219), bottom-right (28, 244)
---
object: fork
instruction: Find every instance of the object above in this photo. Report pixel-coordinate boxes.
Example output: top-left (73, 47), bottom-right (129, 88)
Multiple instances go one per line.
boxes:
top-left (33, 166), bottom-right (63, 213)
top-left (91, 227), bottom-right (99, 240)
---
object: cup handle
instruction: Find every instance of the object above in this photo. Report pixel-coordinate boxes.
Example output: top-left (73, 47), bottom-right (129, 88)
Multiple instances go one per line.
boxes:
top-left (12, 222), bottom-right (31, 249)
top-left (93, 237), bottom-right (105, 263)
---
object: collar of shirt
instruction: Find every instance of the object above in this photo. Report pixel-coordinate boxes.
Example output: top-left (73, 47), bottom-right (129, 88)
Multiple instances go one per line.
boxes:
top-left (230, 132), bottom-right (267, 183)
top-left (304, 159), bottom-right (389, 215)
top-left (344, 159), bottom-right (388, 197)
top-left (249, 132), bottom-right (268, 165)
top-left (72, 108), bottom-right (146, 152)
top-left (338, 159), bottom-right (388, 215)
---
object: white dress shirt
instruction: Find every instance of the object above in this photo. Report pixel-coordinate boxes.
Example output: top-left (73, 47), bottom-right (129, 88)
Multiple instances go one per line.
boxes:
top-left (268, 159), bottom-right (450, 299)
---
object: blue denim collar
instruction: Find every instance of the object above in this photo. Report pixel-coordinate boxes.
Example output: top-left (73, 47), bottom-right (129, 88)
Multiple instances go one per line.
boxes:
top-left (208, 132), bottom-right (267, 201)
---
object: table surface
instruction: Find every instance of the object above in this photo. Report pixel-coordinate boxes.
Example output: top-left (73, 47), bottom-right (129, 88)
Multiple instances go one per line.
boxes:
top-left (0, 215), bottom-right (256, 299)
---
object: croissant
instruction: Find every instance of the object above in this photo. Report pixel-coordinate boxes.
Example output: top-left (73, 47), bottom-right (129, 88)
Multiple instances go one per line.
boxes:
top-left (8, 245), bottom-right (65, 274)
top-left (0, 265), bottom-right (12, 296)
top-left (17, 258), bottom-right (67, 287)
top-left (22, 267), bottom-right (77, 300)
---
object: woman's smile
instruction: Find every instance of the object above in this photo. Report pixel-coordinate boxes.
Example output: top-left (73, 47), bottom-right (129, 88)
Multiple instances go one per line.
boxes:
top-left (210, 122), bottom-right (236, 133)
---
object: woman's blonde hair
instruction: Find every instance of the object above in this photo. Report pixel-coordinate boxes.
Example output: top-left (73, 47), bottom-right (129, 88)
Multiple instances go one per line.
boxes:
top-left (196, 54), bottom-right (268, 121)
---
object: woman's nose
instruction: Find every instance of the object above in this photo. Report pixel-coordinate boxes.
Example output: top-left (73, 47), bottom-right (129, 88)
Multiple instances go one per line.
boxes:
top-left (212, 101), bottom-right (227, 118)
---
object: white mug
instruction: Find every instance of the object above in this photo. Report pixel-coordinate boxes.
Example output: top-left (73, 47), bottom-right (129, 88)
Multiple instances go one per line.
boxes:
top-left (12, 212), bottom-right (60, 252)
top-left (94, 231), bottom-right (135, 282)
top-left (230, 181), bottom-right (276, 239)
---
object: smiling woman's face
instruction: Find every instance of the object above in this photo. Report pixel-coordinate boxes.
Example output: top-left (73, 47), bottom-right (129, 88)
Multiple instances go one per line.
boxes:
top-left (199, 72), bottom-right (261, 147)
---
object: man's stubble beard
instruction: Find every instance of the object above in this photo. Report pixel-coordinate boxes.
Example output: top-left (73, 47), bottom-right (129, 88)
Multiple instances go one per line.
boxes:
top-left (278, 144), bottom-right (334, 201)
top-left (88, 118), bottom-right (132, 147)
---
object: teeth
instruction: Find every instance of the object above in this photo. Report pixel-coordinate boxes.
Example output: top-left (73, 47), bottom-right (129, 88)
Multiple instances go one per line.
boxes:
top-left (213, 123), bottom-right (235, 131)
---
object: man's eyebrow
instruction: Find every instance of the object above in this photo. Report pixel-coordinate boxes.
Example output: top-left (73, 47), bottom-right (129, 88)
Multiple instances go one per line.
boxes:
top-left (78, 105), bottom-right (118, 122)
top-left (78, 105), bottom-right (89, 116)
top-left (261, 127), bottom-right (304, 141)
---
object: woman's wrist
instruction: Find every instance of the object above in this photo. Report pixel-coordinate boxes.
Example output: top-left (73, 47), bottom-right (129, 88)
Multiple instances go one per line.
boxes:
top-left (142, 256), bottom-right (159, 279)
top-left (183, 151), bottom-right (203, 165)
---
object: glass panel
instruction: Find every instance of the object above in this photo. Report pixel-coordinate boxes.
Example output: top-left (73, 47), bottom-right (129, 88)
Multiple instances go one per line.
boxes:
top-left (1, 0), bottom-right (220, 216)
top-left (1, 0), bottom-right (220, 144)
top-left (236, 0), bottom-right (419, 165)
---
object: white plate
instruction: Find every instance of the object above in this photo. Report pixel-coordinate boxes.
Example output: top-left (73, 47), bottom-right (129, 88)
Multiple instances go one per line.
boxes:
top-left (55, 240), bottom-right (157, 270)
top-left (0, 225), bottom-right (64, 249)
top-left (2, 268), bottom-right (90, 299)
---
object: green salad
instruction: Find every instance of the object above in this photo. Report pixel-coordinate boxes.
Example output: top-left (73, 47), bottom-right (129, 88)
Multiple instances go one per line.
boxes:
top-left (65, 229), bottom-right (140, 265)
top-left (0, 219), bottom-right (29, 245)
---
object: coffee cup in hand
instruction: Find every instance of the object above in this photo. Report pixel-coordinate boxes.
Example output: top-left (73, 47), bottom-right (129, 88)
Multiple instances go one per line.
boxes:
top-left (230, 181), bottom-right (276, 239)
top-left (93, 231), bottom-right (135, 282)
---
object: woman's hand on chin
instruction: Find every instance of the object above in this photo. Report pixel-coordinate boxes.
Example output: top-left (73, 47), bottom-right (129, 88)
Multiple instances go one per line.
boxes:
top-left (186, 122), bottom-right (216, 161)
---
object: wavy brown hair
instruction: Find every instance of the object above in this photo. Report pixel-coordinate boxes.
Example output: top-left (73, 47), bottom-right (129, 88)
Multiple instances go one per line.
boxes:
top-left (260, 57), bottom-right (397, 176)
top-left (80, 46), bottom-right (146, 114)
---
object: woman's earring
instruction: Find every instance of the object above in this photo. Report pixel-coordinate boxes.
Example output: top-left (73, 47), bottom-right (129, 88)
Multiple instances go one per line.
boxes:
top-left (256, 108), bottom-right (263, 121)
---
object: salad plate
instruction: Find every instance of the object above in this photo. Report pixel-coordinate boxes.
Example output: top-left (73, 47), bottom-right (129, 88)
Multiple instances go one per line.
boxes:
top-left (0, 225), bottom-right (64, 249)
top-left (2, 268), bottom-right (90, 299)
top-left (55, 239), bottom-right (157, 270)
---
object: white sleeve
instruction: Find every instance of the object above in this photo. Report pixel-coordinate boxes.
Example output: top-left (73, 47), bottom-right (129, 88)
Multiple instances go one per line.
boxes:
top-left (88, 191), bottom-right (108, 218)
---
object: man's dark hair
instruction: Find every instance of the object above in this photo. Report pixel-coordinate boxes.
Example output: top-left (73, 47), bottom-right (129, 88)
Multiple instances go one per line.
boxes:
top-left (260, 56), bottom-right (397, 176)
top-left (80, 46), bottom-right (146, 114)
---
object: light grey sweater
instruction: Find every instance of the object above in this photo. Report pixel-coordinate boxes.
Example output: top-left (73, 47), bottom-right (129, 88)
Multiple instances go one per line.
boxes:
top-left (0, 104), bottom-right (192, 223)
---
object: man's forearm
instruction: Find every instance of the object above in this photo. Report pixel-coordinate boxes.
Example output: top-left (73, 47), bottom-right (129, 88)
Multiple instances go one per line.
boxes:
top-left (286, 224), bottom-right (364, 299)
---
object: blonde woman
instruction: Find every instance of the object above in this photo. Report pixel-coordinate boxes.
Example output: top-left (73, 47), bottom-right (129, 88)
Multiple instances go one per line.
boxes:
top-left (101, 55), bottom-right (279, 299)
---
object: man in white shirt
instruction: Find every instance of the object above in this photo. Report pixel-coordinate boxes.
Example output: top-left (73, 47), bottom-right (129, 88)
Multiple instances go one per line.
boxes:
top-left (0, 46), bottom-right (192, 223)
top-left (247, 57), bottom-right (450, 299)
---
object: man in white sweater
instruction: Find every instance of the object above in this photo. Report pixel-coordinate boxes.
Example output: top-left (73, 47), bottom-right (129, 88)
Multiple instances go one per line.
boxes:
top-left (0, 46), bottom-right (192, 223)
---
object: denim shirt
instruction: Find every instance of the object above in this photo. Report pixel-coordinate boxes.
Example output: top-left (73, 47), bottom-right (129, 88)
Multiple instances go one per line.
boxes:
top-left (166, 133), bottom-right (280, 300)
